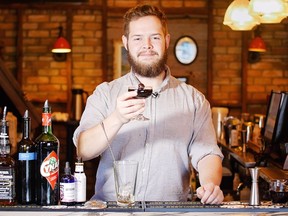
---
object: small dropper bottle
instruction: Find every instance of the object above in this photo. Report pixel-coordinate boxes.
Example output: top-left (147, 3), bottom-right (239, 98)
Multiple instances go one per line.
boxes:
top-left (60, 161), bottom-right (76, 206)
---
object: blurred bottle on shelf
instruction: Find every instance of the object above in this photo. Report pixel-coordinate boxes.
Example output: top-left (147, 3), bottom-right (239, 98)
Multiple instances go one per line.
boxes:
top-left (0, 106), bottom-right (16, 205)
top-left (17, 110), bottom-right (36, 204)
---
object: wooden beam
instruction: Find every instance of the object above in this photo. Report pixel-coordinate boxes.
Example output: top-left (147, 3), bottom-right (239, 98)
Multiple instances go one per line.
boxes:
top-left (66, 9), bottom-right (73, 118)
top-left (0, 3), bottom-right (101, 10)
top-left (207, 0), bottom-right (213, 102)
top-left (16, 9), bottom-right (23, 85)
top-left (107, 7), bottom-right (208, 18)
top-left (241, 31), bottom-right (249, 113)
top-left (102, 0), bottom-right (108, 81)
top-left (0, 58), bottom-right (41, 129)
top-left (0, 4), bottom-right (208, 17)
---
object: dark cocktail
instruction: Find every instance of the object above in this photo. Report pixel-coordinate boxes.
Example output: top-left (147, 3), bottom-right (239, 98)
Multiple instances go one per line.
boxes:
top-left (128, 84), bottom-right (153, 120)
top-left (128, 84), bottom-right (152, 98)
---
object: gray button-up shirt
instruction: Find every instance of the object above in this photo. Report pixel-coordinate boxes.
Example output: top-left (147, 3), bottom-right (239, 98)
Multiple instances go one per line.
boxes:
top-left (73, 67), bottom-right (223, 202)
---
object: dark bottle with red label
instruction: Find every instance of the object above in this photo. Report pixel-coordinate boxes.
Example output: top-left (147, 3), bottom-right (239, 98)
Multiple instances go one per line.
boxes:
top-left (0, 106), bottom-right (16, 206)
top-left (17, 110), bottom-right (36, 204)
top-left (35, 100), bottom-right (60, 205)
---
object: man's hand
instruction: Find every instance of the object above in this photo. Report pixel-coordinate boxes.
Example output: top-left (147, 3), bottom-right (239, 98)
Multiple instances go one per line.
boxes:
top-left (196, 183), bottom-right (224, 204)
top-left (114, 90), bottom-right (146, 123)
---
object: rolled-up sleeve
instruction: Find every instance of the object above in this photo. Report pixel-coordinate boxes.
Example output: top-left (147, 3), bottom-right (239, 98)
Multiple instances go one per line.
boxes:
top-left (73, 82), bottom-right (110, 147)
top-left (188, 93), bottom-right (223, 171)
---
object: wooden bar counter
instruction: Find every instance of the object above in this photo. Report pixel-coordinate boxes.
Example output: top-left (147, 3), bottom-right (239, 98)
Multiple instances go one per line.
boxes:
top-left (2, 143), bottom-right (287, 215)
top-left (0, 201), bottom-right (288, 215)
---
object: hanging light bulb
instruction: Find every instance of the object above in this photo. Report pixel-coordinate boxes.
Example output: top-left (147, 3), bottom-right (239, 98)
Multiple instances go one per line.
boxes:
top-left (223, 0), bottom-right (260, 31)
top-left (51, 26), bottom-right (71, 53)
top-left (249, 0), bottom-right (288, 23)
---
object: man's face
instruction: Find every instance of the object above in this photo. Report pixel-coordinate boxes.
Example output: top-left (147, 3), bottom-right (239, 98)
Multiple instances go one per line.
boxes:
top-left (122, 16), bottom-right (170, 77)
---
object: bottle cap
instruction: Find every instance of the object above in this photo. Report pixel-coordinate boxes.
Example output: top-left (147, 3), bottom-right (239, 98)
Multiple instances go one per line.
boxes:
top-left (64, 161), bottom-right (71, 174)
top-left (75, 158), bottom-right (84, 172)
top-left (0, 106), bottom-right (8, 137)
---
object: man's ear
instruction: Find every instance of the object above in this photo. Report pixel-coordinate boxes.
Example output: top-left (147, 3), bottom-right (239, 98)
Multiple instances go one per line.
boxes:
top-left (122, 35), bottom-right (128, 50)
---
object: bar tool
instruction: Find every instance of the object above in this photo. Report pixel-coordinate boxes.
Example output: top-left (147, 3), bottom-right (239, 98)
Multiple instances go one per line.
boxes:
top-left (249, 167), bottom-right (260, 206)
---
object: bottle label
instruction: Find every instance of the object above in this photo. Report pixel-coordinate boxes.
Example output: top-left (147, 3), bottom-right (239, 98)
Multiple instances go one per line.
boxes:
top-left (18, 152), bottom-right (36, 161)
top-left (40, 151), bottom-right (59, 190)
top-left (0, 168), bottom-right (16, 200)
top-left (74, 173), bottom-right (86, 202)
top-left (75, 164), bottom-right (84, 172)
top-left (0, 133), bottom-right (8, 138)
top-left (42, 113), bottom-right (51, 127)
top-left (60, 182), bottom-right (76, 202)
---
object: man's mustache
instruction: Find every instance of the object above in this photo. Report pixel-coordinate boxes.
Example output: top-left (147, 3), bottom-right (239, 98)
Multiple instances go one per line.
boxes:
top-left (137, 51), bottom-right (158, 57)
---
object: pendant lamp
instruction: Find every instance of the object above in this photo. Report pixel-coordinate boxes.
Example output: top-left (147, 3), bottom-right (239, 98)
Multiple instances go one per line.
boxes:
top-left (248, 26), bottom-right (266, 63)
top-left (51, 26), bottom-right (71, 53)
top-left (223, 0), bottom-right (260, 31)
top-left (249, 26), bottom-right (266, 52)
top-left (249, 0), bottom-right (288, 23)
top-left (249, 37), bottom-right (266, 52)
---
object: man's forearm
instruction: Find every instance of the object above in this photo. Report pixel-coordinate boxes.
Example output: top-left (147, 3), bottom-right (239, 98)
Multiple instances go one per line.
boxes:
top-left (197, 155), bottom-right (223, 186)
top-left (77, 112), bottom-right (124, 161)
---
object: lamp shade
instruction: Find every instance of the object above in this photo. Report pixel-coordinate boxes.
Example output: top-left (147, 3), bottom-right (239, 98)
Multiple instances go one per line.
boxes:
top-left (223, 0), bottom-right (260, 31)
top-left (51, 36), bottom-right (71, 53)
top-left (249, 36), bottom-right (266, 52)
top-left (249, 0), bottom-right (288, 23)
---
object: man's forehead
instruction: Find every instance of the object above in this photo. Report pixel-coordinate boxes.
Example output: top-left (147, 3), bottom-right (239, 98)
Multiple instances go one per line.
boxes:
top-left (128, 16), bottom-right (164, 35)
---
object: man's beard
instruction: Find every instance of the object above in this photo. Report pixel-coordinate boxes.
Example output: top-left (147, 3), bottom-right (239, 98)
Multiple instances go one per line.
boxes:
top-left (127, 49), bottom-right (168, 78)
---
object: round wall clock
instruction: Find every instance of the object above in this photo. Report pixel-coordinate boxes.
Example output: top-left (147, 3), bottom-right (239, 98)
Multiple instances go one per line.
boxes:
top-left (174, 36), bottom-right (198, 65)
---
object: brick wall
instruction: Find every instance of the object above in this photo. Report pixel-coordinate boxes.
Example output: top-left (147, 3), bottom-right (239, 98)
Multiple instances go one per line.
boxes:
top-left (213, 0), bottom-right (288, 115)
top-left (0, 9), bottom-right (17, 75)
top-left (22, 10), bottom-right (69, 102)
top-left (247, 24), bottom-right (288, 100)
top-left (1, 0), bottom-right (287, 115)
top-left (72, 9), bottom-right (103, 93)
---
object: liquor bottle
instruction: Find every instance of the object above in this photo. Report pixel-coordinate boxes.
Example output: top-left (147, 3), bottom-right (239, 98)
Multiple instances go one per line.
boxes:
top-left (6, 112), bottom-right (17, 156)
top-left (0, 106), bottom-right (16, 205)
top-left (35, 100), bottom-right (60, 205)
top-left (60, 161), bottom-right (75, 206)
top-left (17, 110), bottom-right (36, 204)
top-left (74, 157), bottom-right (86, 205)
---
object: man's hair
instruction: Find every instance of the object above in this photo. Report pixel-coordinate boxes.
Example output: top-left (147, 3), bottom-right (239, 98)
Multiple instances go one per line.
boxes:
top-left (123, 4), bottom-right (168, 37)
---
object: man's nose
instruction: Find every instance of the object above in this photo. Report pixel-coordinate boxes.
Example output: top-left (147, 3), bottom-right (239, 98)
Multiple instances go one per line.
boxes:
top-left (143, 38), bottom-right (153, 49)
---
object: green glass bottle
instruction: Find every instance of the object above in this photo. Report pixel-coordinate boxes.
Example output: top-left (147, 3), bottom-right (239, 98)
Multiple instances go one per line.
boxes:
top-left (35, 100), bottom-right (60, 205)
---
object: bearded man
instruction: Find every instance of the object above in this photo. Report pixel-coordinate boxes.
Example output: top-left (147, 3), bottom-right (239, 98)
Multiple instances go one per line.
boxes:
top-left (73, 4), bottom-right (224, 204)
